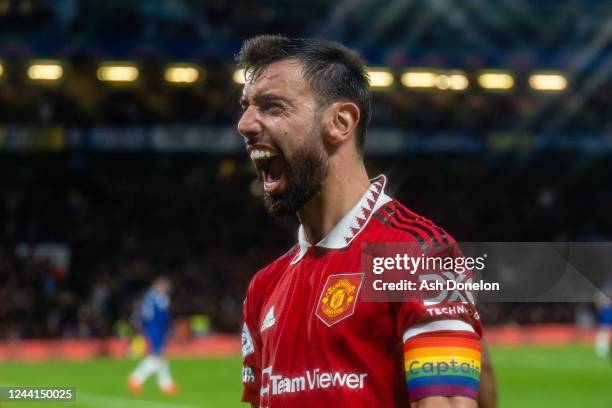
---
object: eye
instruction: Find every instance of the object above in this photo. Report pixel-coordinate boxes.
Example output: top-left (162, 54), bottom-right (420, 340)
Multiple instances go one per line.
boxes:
top-left (262, 103), bottom-right (283, 114)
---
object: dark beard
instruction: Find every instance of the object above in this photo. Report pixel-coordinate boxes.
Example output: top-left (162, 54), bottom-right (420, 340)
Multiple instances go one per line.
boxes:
top-left (263, 144), bottom-right (327, 217)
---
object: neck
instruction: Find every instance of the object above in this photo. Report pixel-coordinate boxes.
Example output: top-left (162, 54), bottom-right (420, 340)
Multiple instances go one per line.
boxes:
top-left (297, 158), bottom-right (370, 244)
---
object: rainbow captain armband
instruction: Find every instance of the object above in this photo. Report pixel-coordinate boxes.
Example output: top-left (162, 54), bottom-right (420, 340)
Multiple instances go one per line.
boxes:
top-left (404, 333), bottom-right (481, 401)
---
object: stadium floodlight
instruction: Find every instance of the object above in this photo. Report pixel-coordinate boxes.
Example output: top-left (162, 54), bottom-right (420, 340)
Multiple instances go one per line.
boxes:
top-left (97, 63), bottom-right (139, 83)
top-left (165, 64), bottom-right (201, 84)
top-left (435, 72), bottom-right (469, 91)
top-left (478, 71), bottom-right (514, 90)
top-left (528, 72), bottom-right (567, 91)
top-left (0, 0), bottom-right (8, 14)
top-left (27, 60), bottom-right (63, 81)
top-left (367, 69), bottom-right (394, 88)
top-left (402, 70), bottom-right (468, 91)
top-left (401, 71), bottom-right (437, 88)
top-left (233, 69), bottom-right (246, 84)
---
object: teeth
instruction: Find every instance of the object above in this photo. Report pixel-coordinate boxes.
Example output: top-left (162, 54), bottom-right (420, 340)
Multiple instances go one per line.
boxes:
top-left (250, 149), bottom-right (278, 161)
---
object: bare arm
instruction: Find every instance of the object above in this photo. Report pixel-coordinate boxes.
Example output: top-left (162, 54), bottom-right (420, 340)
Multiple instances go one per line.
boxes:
top-left (411, 396), bottom-right (477, 408)
top-left (478, 339), bottom-right (498, 408)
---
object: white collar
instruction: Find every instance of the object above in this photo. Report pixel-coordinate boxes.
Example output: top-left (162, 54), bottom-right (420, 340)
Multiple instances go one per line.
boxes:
top-left (291, 175), bottom-right (391, 264)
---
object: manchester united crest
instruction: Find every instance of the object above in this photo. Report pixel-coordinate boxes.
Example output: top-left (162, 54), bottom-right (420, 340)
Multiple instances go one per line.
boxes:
top-left (316, 273), bottom-right (363, 327)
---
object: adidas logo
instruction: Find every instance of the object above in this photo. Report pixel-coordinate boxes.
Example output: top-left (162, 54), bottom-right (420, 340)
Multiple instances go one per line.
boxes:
top-left (261, 306), bottom-right (276, 332)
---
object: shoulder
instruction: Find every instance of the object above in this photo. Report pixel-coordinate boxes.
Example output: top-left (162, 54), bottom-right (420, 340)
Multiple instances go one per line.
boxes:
top-left (245, 245), bottom-right (298, 306)
top-left (154, 292), bottom-right (169, 309)
top-left (142, 289), bottom-right (155, 303)
top-left (252, 244), bottom-right (297, 285)
top-left (369, 197), bottom-right (456, 248)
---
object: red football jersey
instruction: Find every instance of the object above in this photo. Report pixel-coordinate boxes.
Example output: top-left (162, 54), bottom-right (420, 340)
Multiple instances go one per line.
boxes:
top-left (241, 176), bottom-right (482, 407)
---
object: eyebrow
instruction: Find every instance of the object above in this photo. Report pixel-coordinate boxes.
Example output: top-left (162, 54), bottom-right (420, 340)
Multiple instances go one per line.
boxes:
top-left (240, 93), bottom-right (292, 109)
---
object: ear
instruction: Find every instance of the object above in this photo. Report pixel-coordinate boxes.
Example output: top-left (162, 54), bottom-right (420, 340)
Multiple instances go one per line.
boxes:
top-left (321, 101), bottom-right (360, 147)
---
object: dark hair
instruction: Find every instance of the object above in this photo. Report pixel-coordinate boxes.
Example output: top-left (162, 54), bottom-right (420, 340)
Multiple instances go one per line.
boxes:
top-left (236, 35), bottom-right (371, 154)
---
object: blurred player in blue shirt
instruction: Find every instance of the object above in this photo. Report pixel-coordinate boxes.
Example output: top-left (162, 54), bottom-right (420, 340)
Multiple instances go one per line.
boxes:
top-left (595, 279), bottom-right (612, 358)
top-left (128, 277), bottom-right (178, 395)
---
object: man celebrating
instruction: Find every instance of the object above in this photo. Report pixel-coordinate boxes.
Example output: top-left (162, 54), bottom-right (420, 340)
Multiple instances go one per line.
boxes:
top-left (237, 35), bottom-right (483, 407)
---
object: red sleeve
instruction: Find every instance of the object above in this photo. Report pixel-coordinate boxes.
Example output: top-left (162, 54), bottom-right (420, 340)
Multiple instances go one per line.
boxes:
top-left (394, 242), bottom-right (482, 402)
top-left (241, 280), bottom-right (262, 405)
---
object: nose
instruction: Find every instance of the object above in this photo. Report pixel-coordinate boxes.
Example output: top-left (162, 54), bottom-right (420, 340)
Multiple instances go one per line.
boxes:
top-left (237, 106), bottom-right (262, 143)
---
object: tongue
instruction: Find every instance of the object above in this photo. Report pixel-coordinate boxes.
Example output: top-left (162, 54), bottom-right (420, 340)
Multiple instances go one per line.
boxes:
top-left (263, 156), bottom-right (286, 193)
top-left (265, 156), bottom-right (285, 182)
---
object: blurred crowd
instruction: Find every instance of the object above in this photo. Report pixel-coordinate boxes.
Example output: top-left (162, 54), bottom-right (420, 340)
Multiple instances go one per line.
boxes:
top-left (0, 153), bottom-right (610, 340)
top-left (1, 0), bottom-right (611, 341)
top-left (3, 80), bottom-right (612, 135)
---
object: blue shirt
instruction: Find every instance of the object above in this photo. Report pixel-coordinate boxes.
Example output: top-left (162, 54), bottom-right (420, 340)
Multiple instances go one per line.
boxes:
top-left (140, 288), bottom-right (170, 335)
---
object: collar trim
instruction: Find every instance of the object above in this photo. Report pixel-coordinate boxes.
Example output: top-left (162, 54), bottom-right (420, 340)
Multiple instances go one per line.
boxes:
top-left (291, 175), bottom-right (390, 264)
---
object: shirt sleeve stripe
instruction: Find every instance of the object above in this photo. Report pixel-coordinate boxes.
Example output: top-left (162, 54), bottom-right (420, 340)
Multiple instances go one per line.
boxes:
top-left (403, 319), bottom-right (475, 342)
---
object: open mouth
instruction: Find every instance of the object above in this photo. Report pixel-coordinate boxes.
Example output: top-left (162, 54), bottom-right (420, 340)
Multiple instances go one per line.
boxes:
top-left (249, 148), bottom-right (288, 194)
